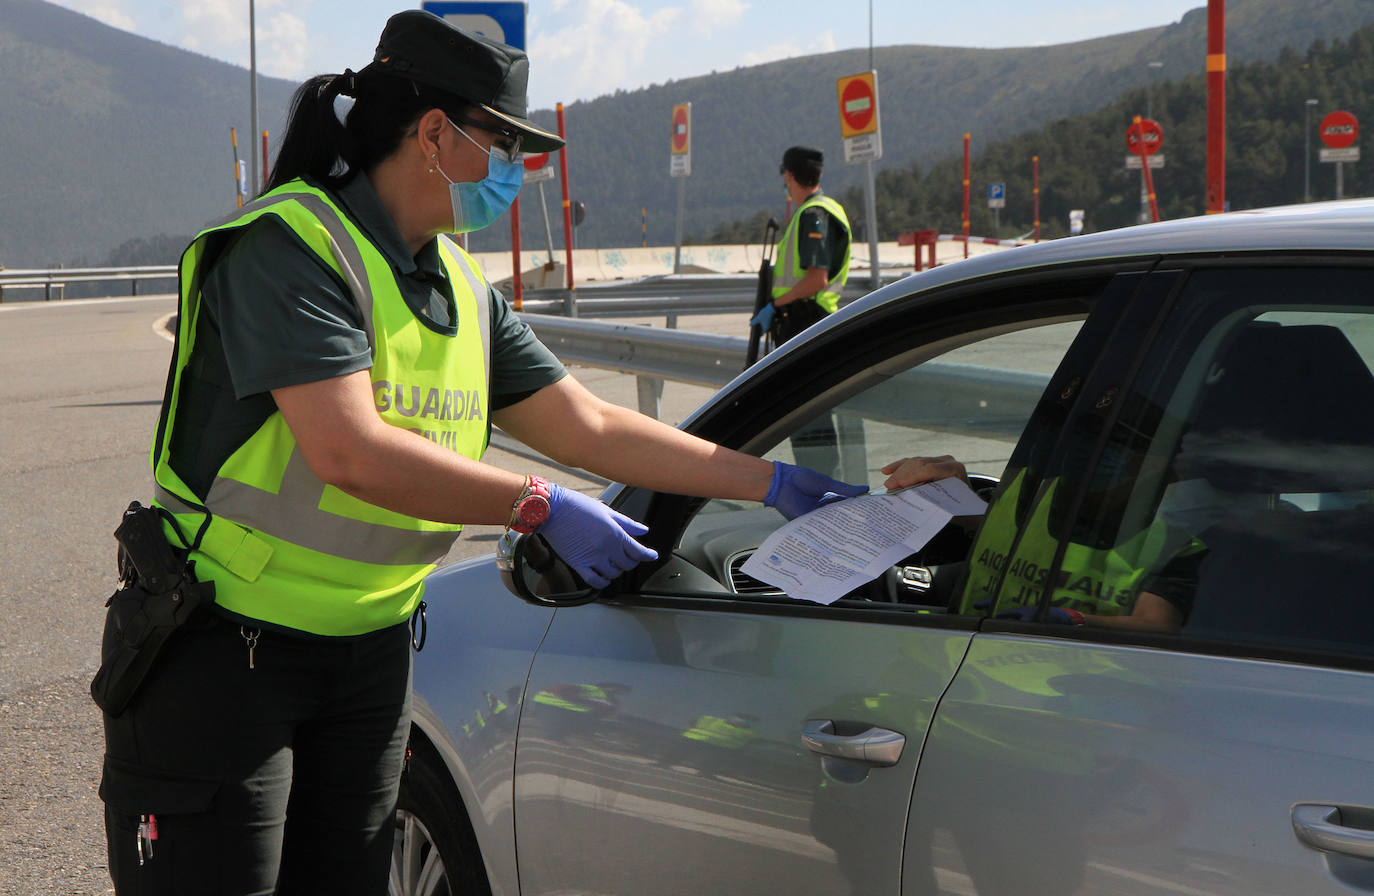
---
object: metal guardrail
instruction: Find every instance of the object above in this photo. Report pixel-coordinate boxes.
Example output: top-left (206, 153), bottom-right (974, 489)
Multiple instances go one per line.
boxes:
top-left (520, 312), bottom-right (1049, 424)
top-left (0, 265), bottom-right (177, 301)
top-left (11, 263), bottom-right (1044, 430)
top-left (514, 272), bottom-right (903, 318)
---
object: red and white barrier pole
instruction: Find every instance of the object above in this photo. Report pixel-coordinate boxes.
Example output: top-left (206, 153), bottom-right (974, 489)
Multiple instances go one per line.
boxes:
top-left (1032, 155), bottom-right (1040, 242)
top-left (962, 133), bottom-right (970, 259)
top-left (557, 103), bottom-right (574, 291)
top-left (1206, 0), bottom-right (1226, 213)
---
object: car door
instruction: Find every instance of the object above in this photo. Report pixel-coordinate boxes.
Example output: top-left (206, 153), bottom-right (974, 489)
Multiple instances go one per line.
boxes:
top-left (907, 261), bottom-right (1374, 895)
top-left (510, 265), bottom-right (1155, 895)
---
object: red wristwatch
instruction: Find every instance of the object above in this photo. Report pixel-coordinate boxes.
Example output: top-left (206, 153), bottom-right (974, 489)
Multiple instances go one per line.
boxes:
top-left (508, 475), bottom-right (552, 534)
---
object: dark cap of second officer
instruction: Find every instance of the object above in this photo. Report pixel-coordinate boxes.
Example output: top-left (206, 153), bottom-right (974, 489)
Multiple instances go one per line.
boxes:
top-left (367, 9), bottom-right (564, 152)
top-left (780, 146), bottom-right (824, 186)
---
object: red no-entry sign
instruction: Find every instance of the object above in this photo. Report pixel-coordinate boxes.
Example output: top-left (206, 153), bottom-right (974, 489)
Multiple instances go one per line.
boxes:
top-left (1321, 111), bottom-right (1359, 149)
top-left (671, 104), bottom-right (690, 154)
top-left (522, 152), bottom-right (549, 171)
top-left (836, 73), bottom-right (878, 138)
top-left (1126, 118), bottom-right (1164, 155)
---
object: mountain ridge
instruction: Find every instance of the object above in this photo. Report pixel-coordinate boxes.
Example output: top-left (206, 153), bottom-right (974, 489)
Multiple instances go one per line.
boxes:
top-left (2, 0), bottom-right (1371, 266)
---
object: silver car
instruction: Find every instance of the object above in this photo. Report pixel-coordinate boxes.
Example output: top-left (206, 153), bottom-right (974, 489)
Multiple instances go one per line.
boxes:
top-left (391, 201), bottom-right (1374, 896)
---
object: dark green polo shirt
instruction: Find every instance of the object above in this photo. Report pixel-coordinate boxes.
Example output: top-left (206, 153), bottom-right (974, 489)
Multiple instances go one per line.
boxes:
top-left (168, 173), bottom-right (566, 498)
top-left (795, 191), bottom-right (851, 282)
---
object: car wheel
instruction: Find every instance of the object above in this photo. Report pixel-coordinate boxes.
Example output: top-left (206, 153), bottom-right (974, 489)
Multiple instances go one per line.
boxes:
top-left (390, 748), bottom-right (491, 896)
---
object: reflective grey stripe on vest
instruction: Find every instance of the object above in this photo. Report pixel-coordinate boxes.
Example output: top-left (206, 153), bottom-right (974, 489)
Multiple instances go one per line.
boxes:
top-left (440, 234), bottom-right (492, 401)
top-left (158, 462), bottom-right (457, 568)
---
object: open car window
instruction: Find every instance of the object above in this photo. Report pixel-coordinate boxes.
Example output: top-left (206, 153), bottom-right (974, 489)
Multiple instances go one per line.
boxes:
top-left (659, 316), bottom-right (1090, 608)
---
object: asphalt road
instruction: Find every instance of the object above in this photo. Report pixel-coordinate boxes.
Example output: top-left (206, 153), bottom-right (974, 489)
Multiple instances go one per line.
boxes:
top-left (0, 294), bottom-right (720, 895)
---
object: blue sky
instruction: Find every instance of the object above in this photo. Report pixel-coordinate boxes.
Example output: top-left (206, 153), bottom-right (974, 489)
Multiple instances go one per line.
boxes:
top-left (52, 0), bottom-right (1204, 110)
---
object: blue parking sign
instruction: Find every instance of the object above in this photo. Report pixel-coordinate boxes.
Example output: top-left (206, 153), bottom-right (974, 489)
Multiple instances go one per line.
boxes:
top-left (421, 1), bottom-right (526, 49)
top-left (988, 182), bottom-right (1006, 209)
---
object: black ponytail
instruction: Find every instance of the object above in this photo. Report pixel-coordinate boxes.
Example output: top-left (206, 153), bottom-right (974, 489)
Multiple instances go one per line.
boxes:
top-left (264, 67), bottom-right (470, 195)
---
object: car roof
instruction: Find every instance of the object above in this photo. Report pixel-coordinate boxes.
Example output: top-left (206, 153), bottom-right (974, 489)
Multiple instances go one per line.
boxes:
top-left (845, 197), bottom-right (1374, 320)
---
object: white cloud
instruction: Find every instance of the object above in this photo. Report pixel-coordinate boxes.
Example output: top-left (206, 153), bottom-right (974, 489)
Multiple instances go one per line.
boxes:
top-left (59, 0), bottom-right (135, 31)
top-left (167, 0), bottom-right (312, 78)
top-left (178, 0), bottom-right (246, 56)
top-left (261, 10), bottom-right (310, 79)
top-left (684, 0), bottom-right (748, 37)
top-left (529, 0), bottom-right (682, 104)
top-left (737, 29), bottom-right (836, 67)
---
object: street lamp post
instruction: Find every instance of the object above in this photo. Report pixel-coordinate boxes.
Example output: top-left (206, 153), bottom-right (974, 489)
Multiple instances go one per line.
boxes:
top-left (249, 0), bottom-right (260, 196)
top-left (1305, 98), bottom-right (1319, 202)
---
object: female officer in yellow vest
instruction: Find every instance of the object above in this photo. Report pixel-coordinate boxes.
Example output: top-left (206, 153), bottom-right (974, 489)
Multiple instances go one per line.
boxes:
top-left (99, 11), bottom-right (864, 894)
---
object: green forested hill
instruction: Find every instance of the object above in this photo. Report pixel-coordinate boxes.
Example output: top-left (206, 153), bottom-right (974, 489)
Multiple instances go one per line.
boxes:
top-left (808, 25), bottom-right (1374, 242)
top-left (2, 0), bottom-right (1372, 267)
top-left (0, 0), bottom-right (296, 267)
top-left (524, 0), bottom-right (1374, 252)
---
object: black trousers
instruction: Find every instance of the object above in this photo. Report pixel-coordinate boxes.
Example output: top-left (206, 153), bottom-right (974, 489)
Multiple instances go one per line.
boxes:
top-left (100, 615), bottom-right (412, 896)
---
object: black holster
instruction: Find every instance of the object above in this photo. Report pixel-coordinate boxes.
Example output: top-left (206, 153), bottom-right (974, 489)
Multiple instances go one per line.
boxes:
top-left (90, 502), bottom-right (215, 717)
top-left (771, 298), bottom-right (829, 345)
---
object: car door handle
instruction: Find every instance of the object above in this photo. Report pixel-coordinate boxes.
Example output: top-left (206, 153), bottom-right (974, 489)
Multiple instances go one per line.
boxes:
top-left (801, 720), bottom-right (906, 767)
top-left (1292, 804), bottom-right (1374, 860)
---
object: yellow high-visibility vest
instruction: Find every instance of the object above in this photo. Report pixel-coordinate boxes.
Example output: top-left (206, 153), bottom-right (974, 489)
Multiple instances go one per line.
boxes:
top-left (152, 180), bottom-right (491, 636)
top-left (772, 193), bottom-right (851, 313)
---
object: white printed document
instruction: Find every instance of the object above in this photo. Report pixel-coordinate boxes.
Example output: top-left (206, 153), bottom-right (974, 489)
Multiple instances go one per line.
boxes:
top-left (739, 477), bottom-right (987, 605)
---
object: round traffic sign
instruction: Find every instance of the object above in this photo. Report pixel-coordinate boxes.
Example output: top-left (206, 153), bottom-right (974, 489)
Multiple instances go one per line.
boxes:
top-left (840, 78), bottom-right (875, 132)
top-left (671, 105), bottom-right (689, 153)
top-left (1126, 118), bottom-right (1163, 155)
top-left (1321, 110), bottom-right (1359, 149)
top-left (522, 152), bottom-right (550, 172)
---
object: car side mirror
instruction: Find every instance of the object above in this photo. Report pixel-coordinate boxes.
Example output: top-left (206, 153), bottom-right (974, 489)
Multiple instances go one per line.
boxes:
top-left (496, 531), bottom-right (601, 607)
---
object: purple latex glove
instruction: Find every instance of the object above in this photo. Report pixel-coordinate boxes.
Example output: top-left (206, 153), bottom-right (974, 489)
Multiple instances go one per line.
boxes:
top-left (539, 485), bottom-right (659, 589)
top-left (763, 461), bottom-right (869, 520)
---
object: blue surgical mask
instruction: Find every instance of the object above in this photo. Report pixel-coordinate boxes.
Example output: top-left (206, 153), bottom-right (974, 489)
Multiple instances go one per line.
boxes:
top-left (436, 119), bottom-right (524, 234)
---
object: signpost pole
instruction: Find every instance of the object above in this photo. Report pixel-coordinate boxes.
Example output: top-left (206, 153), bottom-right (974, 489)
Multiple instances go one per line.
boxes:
top-left (1032, 155), bottom-right (1040, 242)
top-left (538, 182), bottom-right (555, 257)
top-left (669, 102), bottom-right (692, 274)
top-left (863, 161), bottom-right (879, 289)
top-left (509, 196), bottom-right (522, 308)
top-left (1305, 99), bottom-right (1318, 202)
top-left (673, 178), bottom-right (686, 274)
top-left (1133, 116), bottom-right (1161, 222)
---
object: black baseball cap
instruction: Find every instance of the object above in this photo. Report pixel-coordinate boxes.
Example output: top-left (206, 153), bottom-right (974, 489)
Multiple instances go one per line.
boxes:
top-left (780, 146), bottom-right (824, 180)
top-left (368, 10), bottom-right (564, 153)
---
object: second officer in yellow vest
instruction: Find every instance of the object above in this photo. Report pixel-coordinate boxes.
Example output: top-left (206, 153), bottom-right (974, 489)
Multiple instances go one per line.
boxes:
top-left (750, 146), bottom-right (852, 345)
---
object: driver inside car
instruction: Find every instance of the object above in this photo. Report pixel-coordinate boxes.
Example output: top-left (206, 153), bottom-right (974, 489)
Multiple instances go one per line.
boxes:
top-left (881, 455), bottom-right (1196, 633)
